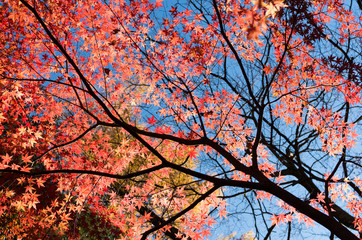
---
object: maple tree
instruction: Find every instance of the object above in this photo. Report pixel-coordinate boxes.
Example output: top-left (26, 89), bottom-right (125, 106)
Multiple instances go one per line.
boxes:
top-left (1, 0), bottom-right (362, 239)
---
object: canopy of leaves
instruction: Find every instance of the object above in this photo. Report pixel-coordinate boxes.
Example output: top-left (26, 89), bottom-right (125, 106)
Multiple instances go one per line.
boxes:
top-left (0, 0), bottom-right (362, 239)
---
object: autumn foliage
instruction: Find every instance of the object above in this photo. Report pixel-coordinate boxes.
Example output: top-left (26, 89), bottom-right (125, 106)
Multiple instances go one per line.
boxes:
top-left (0, 0), bottom-right (362, 239)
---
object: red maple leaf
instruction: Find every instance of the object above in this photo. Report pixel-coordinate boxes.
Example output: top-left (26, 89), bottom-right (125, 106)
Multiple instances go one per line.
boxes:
top-left (146, 116), bottom-right (157, 125)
